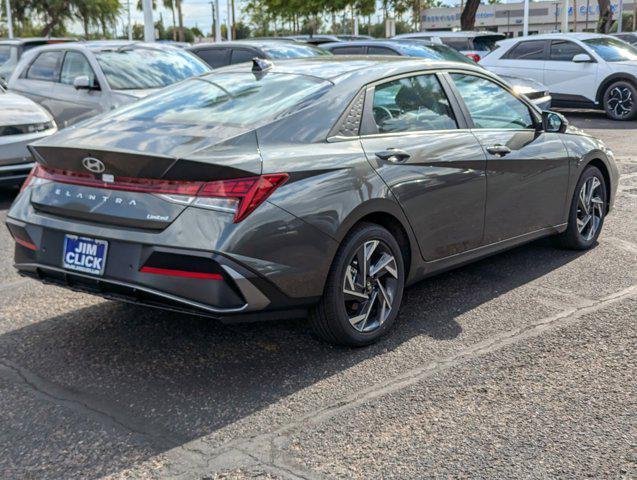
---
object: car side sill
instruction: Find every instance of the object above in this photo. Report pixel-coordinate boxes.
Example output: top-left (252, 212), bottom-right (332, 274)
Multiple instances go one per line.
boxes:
top-left (408, 224), bottom-right (567, 285)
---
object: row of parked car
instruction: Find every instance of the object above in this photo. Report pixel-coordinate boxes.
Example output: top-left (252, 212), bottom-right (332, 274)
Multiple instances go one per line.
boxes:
top-left (1, 30), bottom-right (636, 187)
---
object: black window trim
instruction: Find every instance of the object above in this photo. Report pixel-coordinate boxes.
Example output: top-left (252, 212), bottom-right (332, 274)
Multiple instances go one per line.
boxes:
top-left (441, 69), bottom-right (542, 131)
top-left (502, 39), bottom-right (549, 60)
top-left (24, 49), bottom-right (64, 82)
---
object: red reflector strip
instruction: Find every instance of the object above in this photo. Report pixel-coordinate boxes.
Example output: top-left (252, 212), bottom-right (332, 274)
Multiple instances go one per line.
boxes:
top-left (15, 237), bottom-right (37, 251)
top-left (139, 266), bottom-right (223, 280)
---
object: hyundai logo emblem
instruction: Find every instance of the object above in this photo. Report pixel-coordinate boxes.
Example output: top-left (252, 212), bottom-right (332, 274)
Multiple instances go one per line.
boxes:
top-left (82, 157), bottom-right (105, 174)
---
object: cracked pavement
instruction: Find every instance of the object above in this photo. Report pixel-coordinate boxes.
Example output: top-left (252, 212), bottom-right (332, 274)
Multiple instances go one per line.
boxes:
top-left (0, 111), bottom-right (635, 479)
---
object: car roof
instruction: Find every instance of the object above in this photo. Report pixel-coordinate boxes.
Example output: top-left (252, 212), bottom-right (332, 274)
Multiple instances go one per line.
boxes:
top-left (496, 32), bottom-right (609, 46)
top-left (322, 39), bottom-right (438, 50)
top-left (210, 56), bottom-right (483, 83)
top-left (396, 31), bottom-right (505, 38)
top-left (16, 40), bottom-right (181, 53)
top-left (0, 37), bottom-right (76, 46)
top-left (189, 39), bottom-right (300, 50)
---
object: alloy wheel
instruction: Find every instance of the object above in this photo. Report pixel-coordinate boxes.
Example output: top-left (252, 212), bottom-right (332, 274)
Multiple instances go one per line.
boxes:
top-left (607, 86), bottom-right (634, 119)
top-left (342, 240), bottom-right (399, 333)
top-left (577, 176), bottom-right (604, 242)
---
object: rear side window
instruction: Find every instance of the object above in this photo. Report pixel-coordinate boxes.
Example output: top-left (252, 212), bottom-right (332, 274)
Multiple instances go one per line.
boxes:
top-left (109, 72), bottom-right (331, 128)
top-left (193, 48), bottom-right (229, 68)
top-left (26, 51), bottom-right (63, 81)
top-left (441, 38), bottom-right (471, 51)
top-left (473, 36), bottom-right (502, 51)
top-left (230, 48), bottom-right (256, 64)
top-left (451, 73), bottom-right (534, 130)
top-left (367, 46), bottom-right (400, 55)
top-left (330, 46), bottom-right (366, 55)
top-left (372, 74), bottom-right (457, 133)
top-left (549, 40), bottom-right (587, 61)
top-left (504, 40), bottom-right (547, 60)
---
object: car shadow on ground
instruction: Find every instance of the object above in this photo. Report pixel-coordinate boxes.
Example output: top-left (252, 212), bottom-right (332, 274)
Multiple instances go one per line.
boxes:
top-left (0, 236), bottom-right (589, 478)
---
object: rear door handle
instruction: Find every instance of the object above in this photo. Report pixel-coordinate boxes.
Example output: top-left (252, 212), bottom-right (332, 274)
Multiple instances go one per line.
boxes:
top-left (375, 148), bottom-right (411, 163)
top-left (486, 145), bottom-right (512, 157)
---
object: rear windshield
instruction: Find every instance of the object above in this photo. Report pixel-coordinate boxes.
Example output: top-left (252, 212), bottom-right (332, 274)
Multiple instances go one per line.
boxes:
top-left (109, 72), bottom-right (331, 127)
top-left (95, 47), bottom-right (209, 90)
top-left (473, 36), bottom-right (503, 52)
top-left (398, 42), bottom-right (474, 64)
top-left (262, 43), bottom-right (332, 59)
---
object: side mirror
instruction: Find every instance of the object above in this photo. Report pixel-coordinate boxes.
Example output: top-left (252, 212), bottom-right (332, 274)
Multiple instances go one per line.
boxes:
top-left (73, 75), bottom-right (93, 90)
top-left (572, 53), bottom-right (593, 63)
top-left (542, 111), bottom-right (568, 133)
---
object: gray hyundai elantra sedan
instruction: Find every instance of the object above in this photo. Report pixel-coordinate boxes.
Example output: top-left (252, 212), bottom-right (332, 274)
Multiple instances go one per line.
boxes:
top-left (6, 57), bottom-right (619, 346)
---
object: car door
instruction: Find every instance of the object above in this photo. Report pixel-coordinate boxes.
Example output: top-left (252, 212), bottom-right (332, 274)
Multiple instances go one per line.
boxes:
top-left (544, 39), bottom-right (599, 104)
top-left (486, 39), bottom-right (547, 82)
top-left (359, 72), bottom-right (487, 260)
top-left (448, 72), bottom-right (570, 244)
top-left (12, 50), bottom-right (64, 117)
top-left (56, 51), bottom-right (105, 128)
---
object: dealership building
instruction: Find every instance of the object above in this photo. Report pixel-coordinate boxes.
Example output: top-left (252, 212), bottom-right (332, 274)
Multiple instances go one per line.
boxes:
top-left (421, 0), bottom-right (633, 36)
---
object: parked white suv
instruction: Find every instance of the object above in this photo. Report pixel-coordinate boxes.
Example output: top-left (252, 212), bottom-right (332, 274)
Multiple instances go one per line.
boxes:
top-left (393, 31), bottom-right (505, 62)
top-left (480, 33), bottom-right (637, 120)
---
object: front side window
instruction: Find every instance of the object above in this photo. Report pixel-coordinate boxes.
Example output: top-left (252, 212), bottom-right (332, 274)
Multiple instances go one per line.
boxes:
top-left (61, 51), bottom-right (96, 85)
top-left (26, 51), bottom-right (63, 81)
top-left (505, 40), bottom-right (546, 60)
top-left (230, 48), bottom-right (256, 64)
top-left (262, 43), bottom-right (331, 59)
top-left (372, 74), bottom-right (457, 133)
top-left (583, 37), bottom-right (637, 62)
top-left (451, 73), bottom-right (534, 130)
top-left (328, 46), bottom-right (365, 55)
top-left (549, 40), bottom-right (587, 61)
top-left (367, 46), bottom-right (400, 55)
top-left (95, 47), bottom-right (209, 90)
top-left (107, 72), bottom-right (331, 128)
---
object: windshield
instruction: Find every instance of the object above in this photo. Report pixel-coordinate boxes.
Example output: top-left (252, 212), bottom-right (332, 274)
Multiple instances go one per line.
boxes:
top-left (399, 42), bottom-right (475, 64)
top-left (109, 72), bottom-right (331, 127)
top-left (583, 37), bottom-right (637, 62)
top-left (95, 47), bottom-right (209, 90)
top-left (262, 43), bottom-right (332, 59)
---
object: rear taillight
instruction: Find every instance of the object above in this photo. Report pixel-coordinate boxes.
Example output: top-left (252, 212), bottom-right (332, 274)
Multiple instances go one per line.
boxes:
top-left (29, 164), bottom-right (288, 223)
top-left (465, 53), bottom-right (481, 63)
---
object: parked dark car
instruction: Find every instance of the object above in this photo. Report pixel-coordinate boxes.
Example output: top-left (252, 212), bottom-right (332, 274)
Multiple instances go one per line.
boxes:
top-left (321, 39), bottom-right (552, 109)
top-left (189, 40), bottom-right (330, 68)
top-left (0, 37), bottom-right (76, 85)
top-left (612, 32), bottom-right (637, 46)
top-left (7, 57), bottom-right (618, 346)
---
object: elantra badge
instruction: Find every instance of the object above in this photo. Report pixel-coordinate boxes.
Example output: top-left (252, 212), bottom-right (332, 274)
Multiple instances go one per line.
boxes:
top-left (82, 157), bottom-right (105, 174)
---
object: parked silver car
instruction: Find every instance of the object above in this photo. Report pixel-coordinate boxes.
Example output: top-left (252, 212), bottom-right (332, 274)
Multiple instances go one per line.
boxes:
top-left (0, 86), bottom-right (56, 185)
top-left (7, 41), bottom-right (210, 129)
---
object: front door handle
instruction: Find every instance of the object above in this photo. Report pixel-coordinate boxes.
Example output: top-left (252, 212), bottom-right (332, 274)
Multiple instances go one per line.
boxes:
top-left (375, 148), bottom-right (411, 163)
top-left (486, 144), bottom-right (512, 157)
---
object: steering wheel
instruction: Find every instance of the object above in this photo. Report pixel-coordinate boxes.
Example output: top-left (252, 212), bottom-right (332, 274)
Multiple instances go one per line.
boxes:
top-left (373, 106), bottom-right (393, 124)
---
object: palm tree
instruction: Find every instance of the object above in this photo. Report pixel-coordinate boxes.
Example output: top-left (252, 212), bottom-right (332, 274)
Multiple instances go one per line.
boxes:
top-left (163, 0), bottom-right (177, 40)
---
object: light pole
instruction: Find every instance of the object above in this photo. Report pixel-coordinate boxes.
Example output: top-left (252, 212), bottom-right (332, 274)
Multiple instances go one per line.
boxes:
top-left (127, 0), bottom-right (132, 40)
top-left (4, 0), bottom-right (13, 39)
top-left (561, 0), bottom-right (569, 32)
top-left (617, 0), bottom-right (623, 32)
top-left (142, 0), bottom-right (154, 42)
top-left (214, 0), bottom-right (221, 41)
top-left (523, 0), bottom-right (529, 36)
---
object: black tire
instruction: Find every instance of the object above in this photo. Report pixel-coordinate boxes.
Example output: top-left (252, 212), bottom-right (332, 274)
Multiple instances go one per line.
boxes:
top-left (309, 222), bottom-right (405, 347)
top-left (603, 80), bottom-right (637, 121)
top-left (556, 165), bottom-right (607, 250)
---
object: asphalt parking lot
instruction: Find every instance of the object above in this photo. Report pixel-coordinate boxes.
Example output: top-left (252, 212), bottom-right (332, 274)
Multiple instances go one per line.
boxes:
top-left (0, 111), bottom-right (635, 479)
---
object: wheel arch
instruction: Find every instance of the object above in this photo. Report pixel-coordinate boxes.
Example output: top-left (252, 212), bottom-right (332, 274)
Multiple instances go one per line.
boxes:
top-left (595, 72), bottom-right (637, 105)
top-left (584, 158), bottom-right (612, 212)
top-left (335, 199), bottom-right (419, 279)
